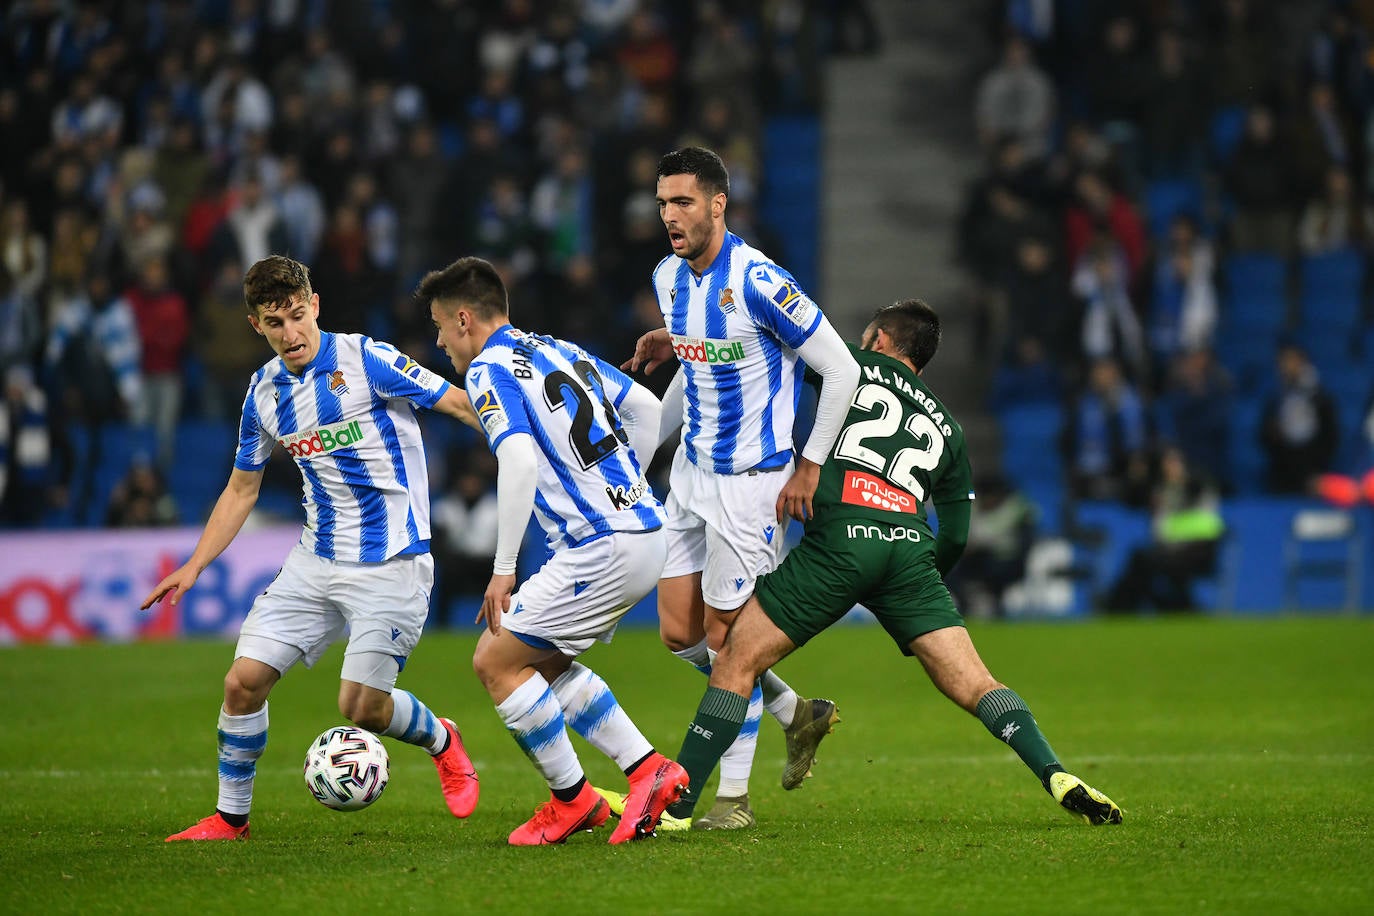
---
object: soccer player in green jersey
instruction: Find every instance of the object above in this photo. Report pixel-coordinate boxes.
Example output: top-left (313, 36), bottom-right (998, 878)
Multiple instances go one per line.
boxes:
top-left (664, 298), bottom-right (1122, 828)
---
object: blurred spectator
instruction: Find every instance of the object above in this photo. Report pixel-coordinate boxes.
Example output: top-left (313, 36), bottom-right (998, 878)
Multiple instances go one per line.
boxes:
top-left (152, 117), bottom-right (210, 231)
top-left (1223, 104), bottom-right (1297, 255)
top-left (387, 123), bottom-right (448, 291)
top-left (0, 364), bottom-right (68, 527)
top-left (105, 458), bottom-right (179, 528)
top-left (196, 258), bottom-right (262, 420)
top-left (1204, 0), bottom-right (1277, 110)
top-left (273, 153), bottom-right (326, 265)
top-left (1064, 169), bottom-right (1146, 287)
top-left (975, 32), bottom-right (1055, 160)
top-left (125, 255), bottom-right (189, 470)
top-left (530, 145), bottom-right (595, 268)
top-left (1156, 348), bottom-right (1233, 492)
top-left (1070, 237), bottom-right (1148, 384)
top-left (211, 170), bottom-right (287, 274)
top-left (990, 336), bottom-right (1062, 412)
top-left (1084, 13), bottom-right (1149, 180)
top-left (44, 272), bottom-right (142, 422)
top-left (467, 68), bottom-right (526, 141)
top-left (1259, 342), bottom-right (1339, 494)
top-left (946, 473), bottom-right (1038, 619)
top-left (616, 9), bottom-right (681, 93)
top-left (343, 170), bottom-right (400, 294)
top-left (0, 264), bottom-right (42, 385)
top-left (1140, 25), bottom-right (1206, 180)
top-left (1063, 356), bottom-right (1150, 504)
top-left (1145, 215), bottom-right (1218, 383)
top-left (1099, 447), bottom-right (1225, 613)
top-left (430, 449), bottom-right (501, 626)
top-left (1296, 165), bottom-right (1372, 255)
top-left (312, 202), bottom-right (376, 334)
top-left (471, 173), bottom-right (538, 282)
top-left (998, 231), bottom-right (1073, 363)
top-left (1, 199), bottom-right (48, 301)
top-left (1288, 82), bottom-right (1356, 204)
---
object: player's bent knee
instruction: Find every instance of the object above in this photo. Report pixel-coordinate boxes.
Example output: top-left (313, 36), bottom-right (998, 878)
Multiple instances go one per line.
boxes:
top-left (337, 686), bottom-right (388, 732)
top-left (222, 663), bottom-right (273, 714)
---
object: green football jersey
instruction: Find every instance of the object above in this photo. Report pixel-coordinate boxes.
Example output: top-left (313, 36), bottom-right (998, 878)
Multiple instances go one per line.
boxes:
top-left (809, 344), bottom-right (973, 532)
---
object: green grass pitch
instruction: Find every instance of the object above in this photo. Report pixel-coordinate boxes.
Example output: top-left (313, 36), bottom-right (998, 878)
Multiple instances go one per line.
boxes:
top-left (4, 616), bottom-right (1372, 914)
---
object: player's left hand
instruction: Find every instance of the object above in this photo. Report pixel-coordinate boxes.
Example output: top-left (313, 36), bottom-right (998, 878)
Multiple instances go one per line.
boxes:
top-left (477, 574), bottom-right (517, 634)
top-left (776, 458), bottom-right (822, 523)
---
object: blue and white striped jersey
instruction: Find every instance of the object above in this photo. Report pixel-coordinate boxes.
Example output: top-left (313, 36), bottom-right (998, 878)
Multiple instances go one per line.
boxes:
top-left (652, 231), bottom-right (824, 475)
top-left (234, 332), bottom-right (450, 562)
top-left (464, 326), bottom-right (665, 551)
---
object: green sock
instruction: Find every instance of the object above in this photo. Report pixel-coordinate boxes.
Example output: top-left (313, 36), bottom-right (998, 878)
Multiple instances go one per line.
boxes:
top-left (976, 687), bottom-right (1063, 790)
top-left (667, 686), bottom-right (749, 819)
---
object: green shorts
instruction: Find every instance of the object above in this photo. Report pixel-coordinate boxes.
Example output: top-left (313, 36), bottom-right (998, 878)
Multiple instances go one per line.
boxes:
top-left (754, 517), bottom-right (963, 655)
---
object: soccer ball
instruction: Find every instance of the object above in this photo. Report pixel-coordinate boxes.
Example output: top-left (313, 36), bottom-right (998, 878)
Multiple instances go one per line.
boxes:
top-left (303, 726), bottom-right (390, 811)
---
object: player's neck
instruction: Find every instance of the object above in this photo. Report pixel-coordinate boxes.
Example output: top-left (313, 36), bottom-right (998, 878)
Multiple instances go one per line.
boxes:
top-left (687, 225), bottom-right (727, 276)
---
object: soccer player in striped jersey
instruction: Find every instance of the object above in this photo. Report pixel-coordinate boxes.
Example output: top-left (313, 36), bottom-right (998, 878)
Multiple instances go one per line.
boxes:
top-left (617, 147), bottom-right (861, 829)
top-left (418, 256), bottom-right (686, 845)
top-left (146, 256), bottom-right (480, 841)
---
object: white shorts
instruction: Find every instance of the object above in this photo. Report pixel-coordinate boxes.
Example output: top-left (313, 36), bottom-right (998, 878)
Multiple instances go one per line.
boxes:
top-left (503, 528), bottom-right (666, 656)
top-left (661, 446), bottom-right (790, 610)
top-left (235, 542), bottom-right (433, 692)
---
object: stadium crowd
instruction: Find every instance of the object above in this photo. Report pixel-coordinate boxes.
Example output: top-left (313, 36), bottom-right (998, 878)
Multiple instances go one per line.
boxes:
top-left (959, 0), bottom-right (1374, 611)
top-left (0, 0), bottom-right (851, 554)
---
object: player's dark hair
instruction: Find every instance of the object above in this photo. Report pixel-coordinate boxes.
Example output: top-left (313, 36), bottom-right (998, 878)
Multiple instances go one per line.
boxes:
top-left (414, 256), bottom-right (510, 319)
top-left (657, 147), bottom-right (730, 199)
top-left (243, 255), bottom-right (312, 314)
top-left (871, 298), bottom-right (941, 371)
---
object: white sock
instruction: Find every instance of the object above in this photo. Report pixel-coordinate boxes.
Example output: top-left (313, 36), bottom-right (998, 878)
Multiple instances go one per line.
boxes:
top-left (217, 704), bottom-right (268, 817)
top-left (761, 670), bottom-right (799, 728)
top-left (716, 684), bottom-right (763, 799)
top-left (672, 638), bottom-right (712, 675)
top-left (551, 662), bottom-right (653, 772)
top-left (496, 673), bottom-right (584, 792)
top-left (383, 689), bottom-right (447, 755)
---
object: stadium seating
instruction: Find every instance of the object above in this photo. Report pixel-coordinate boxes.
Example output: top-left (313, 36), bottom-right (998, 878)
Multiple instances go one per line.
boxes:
top-left (1209, 105), bottom-right (1248, 166)
top-left (1143, 177), bottom-right (1205, 240)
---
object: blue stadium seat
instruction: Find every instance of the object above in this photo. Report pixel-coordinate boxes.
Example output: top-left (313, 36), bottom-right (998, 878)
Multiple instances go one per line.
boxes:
top-left (1143, 178), bottom-right (1204, 239)
top-left (1298, 248), bottom-right (1365, 329)
top-left (998, 403), bottom-right (1064, 489)
top-left (167, 419), bottom-right (235, 522)
top-left (1221, 252), bottom-right (1289, 332)
top-left (1214, 328), bottom-right (1281, 390)
top-left (1209, 105), bottom-right (1247, 165)
top-left (1227, 397), bottom-right (1267, 494)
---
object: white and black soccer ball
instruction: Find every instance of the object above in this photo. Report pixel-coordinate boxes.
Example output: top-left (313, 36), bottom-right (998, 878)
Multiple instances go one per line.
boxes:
top-left (303, 726), bottom-right (390, 811)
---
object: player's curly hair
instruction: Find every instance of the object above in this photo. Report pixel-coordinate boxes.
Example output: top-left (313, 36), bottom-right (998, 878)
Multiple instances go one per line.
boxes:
top-left (657, 147), bottom-right (730, 200)
top-left (243, 255), bottom-right (312, 314)
top-left (871, 298), bottom-right (941, 371)
top-left (414, 256), bottom-right (509, 319)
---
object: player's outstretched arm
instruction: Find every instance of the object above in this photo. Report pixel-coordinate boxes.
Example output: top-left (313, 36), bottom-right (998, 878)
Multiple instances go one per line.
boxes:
top-left (434, 385), bottom-right (480, 430)
top-left (656, 369), bottom-right (684, 450)
top-left (477, 433), bottom-right (538, 633)
top-left (140, 467), bottom-right (265, 608)
top-left (621, 327), bottom-right (673, 374)
top-left (614, 378), bottom-right (663, 472)
top-left (776, 321), bottom-right (860, 522)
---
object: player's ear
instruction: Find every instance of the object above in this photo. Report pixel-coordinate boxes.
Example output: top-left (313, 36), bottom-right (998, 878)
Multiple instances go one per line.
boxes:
top-left (714, 193), bottom-right (726, 219)
top-left (310, 292), bottom-right (320, 316)
top-left (247, 313), bottom-right (264, 336)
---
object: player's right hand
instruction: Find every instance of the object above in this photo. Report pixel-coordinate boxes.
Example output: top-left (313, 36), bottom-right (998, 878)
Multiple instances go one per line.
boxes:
top-left (622, 327), bottom-right (673, 374)
top-left (141, 564), bottom-right (200, 609)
